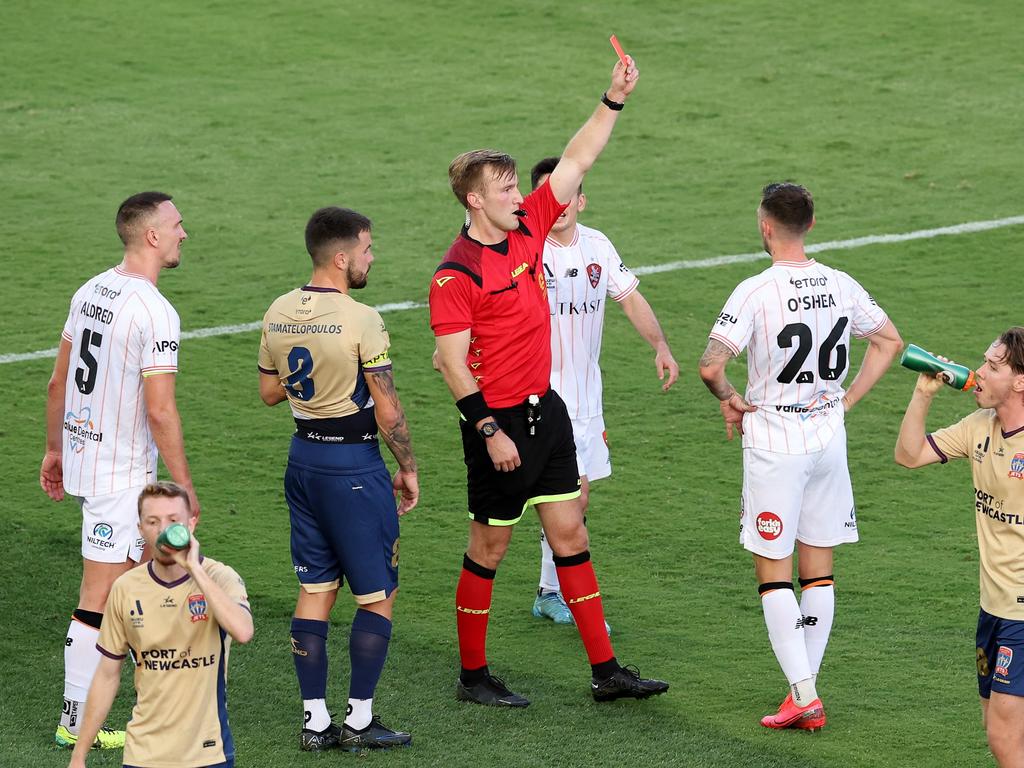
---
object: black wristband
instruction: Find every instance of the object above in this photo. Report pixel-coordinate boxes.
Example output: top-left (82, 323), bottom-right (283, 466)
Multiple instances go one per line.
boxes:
top-left (601, 92), bottom-right (625, 111)
top-left (456, 391), bottom-right (490, 425)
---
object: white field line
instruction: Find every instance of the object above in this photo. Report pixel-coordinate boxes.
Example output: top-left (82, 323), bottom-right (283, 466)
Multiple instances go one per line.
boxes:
top-left (4, 215), bottom-right (1023, 366)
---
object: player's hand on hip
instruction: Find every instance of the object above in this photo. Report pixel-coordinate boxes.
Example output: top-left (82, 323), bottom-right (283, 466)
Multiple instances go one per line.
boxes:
top-left (393, 469), bottom-right (419, 515)
top-left (655, 347), bottom-right (680, 391)
top-left (40, 450), bottom-right (65, 501)
top-left (608, 54), bottom-right (639, 102)
top-left (487, 430), bottom-right (521, 472)
top-left (720, 393), bottom-right (756, 440)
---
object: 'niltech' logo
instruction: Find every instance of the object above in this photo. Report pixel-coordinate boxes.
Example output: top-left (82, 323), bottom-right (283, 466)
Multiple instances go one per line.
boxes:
top-left (188, 594), bottom-right (208, 623)
top-left (64, 407), bottom-right (103, 453)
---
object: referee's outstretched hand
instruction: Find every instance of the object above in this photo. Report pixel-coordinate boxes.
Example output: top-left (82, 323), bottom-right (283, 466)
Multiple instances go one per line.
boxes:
top-left (487, 430), bottom-right (521, 473)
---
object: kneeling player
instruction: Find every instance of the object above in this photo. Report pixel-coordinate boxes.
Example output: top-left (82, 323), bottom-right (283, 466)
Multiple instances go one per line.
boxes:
top-left (68, 482), bottom-right (252, 768)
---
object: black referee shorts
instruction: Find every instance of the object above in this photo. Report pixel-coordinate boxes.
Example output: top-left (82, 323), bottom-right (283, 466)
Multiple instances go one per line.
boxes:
top-left (459, 388), bottom-right (581, 526)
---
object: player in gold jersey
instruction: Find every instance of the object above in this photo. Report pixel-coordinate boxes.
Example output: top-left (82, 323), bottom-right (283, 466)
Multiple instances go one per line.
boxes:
top-left (69, 482), bottom-right (252, 768)
top-left (259, 207), bottom-right (417, 751)
top-left (896, 327), bottom-right (1024, 768)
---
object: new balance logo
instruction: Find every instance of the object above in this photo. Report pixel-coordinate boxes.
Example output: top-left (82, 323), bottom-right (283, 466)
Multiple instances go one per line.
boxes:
top-left (564, 268), bottom-right (579, 277)
top-left (795, 615), bottom-right (819, 629)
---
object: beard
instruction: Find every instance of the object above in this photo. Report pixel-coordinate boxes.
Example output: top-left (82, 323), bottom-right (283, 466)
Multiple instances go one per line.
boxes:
top-left (348, 265), bottom-right (368, 290)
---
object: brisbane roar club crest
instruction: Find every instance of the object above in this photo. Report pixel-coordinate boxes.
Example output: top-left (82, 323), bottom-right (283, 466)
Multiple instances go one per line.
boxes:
top-left (188, 594), bottom-right (208, 623)
top-left (586, 263), bottom-right (602, 289)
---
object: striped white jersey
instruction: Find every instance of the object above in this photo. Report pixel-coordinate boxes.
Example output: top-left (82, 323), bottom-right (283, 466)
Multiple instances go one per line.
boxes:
top-left (708, 258), bottom-right (887, 454)
top-left (544, 224), bottom-right (639, 419)
top-left (60, 265), bottom-right (180, 497)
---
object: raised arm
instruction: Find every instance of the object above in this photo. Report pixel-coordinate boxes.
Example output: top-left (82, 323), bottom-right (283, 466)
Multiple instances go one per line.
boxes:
top-left (171, 537), bottom-right (254, 643)
top-left (364, 367), bottom-right (419, 514)
top-left (143, 373), bottom-right (199, 518)
top-left (41, 337), bottom-right (72, 501)
top-left (843, 319), bottom-right (903, 411)
top-left (894, 373), bottom-right (947, 468)
top-left (620, 290), bottom-right (678, 391)
top-left (699, 338), bottom-right (756, 440)
top-left (547, 55), bottom-right (640, 205)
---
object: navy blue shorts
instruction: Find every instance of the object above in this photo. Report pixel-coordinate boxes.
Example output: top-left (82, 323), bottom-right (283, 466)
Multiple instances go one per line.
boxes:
top-left (285, 437), bottom-right (399, 603)
top-left (976, 608), bottom-right (1024, 698)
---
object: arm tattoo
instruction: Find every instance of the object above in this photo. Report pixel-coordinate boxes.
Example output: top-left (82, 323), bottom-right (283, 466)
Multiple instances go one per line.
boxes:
top-left (698, 338), bottom-right (736, 368)
top-left (699, 338), bottom-right (740, 401)
top-left (367, 369), bottom-right (417, 473)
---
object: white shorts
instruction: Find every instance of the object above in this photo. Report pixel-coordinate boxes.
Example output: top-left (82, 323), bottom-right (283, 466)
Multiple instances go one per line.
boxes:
top-left (740, 424), bottom-right (857, 558)
top-left (572, 415), bottom-right (611, 481)
top-left (75, 486), bottom-right (147, 563)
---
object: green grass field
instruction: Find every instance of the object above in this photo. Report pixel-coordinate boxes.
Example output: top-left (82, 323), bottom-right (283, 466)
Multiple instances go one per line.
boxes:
top-left (3, 1), bottom-right (1024, 766)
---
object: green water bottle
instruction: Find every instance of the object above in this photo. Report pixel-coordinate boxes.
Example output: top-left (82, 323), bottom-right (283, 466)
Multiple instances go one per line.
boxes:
top-left (900, 344), bottom-right (976, 391)
top-left (156, 523), bottom-right (191, 551)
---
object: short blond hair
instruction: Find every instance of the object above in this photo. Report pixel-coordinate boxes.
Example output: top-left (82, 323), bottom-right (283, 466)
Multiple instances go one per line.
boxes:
top-left (137, 481), bottom-right (191, 516)
top-left (448, 149), bottom-right (517, 208)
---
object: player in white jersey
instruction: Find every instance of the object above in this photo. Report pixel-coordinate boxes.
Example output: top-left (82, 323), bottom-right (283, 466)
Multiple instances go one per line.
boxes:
top-left (528, 157), bottom-right (679, 627)
top-left (699, 183), bottom-right (902, 730)
top-left (41, 192), bottom-right (198, 750)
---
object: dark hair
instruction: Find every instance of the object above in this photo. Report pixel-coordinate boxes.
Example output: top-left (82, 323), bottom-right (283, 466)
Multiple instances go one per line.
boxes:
top-left (760, 182), bottom-right (814, 235)
top-left (529, 156), bottom-right (583, 195)
top-left (998, 327), bottom-right (1024, 376)
top-left (448, 149), bottom-right (517, 208)
top-left (304, 207), bottom-right (372, 267)
top-left (116, 191), bottom-right (173, 246)
top-left (137, 481), bottom-right (191, 516)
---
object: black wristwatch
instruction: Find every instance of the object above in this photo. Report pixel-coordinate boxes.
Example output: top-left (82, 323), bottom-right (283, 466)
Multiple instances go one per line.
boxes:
top-left (478, 421), bottom-right (500, 439)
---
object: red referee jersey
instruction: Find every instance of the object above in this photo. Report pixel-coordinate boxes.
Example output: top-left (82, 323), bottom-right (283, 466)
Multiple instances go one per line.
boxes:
top-left (429, 180), bottom-right (568, 408)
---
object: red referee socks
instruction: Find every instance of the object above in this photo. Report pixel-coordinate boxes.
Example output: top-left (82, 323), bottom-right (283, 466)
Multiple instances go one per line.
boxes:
top-left (554, 551), bottom-right (614, 666)
top-left (456, 555), bottom-right (495, 674)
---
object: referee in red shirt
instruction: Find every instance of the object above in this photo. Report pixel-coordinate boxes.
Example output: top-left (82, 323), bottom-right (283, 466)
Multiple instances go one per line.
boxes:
top-left (429, 49), bottom-right (668, 707)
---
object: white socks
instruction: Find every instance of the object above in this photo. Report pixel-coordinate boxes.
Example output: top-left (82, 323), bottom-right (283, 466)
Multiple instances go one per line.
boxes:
top-left (538, 531), bottom-right (560, 593)
top-left (800, 583), bottom-right (835, 676)
top-left (61, 618), bottom-right (102, 734)
top-left (303, 698), bottom-right (330, 732)
top-left (345, 698), bottom-right (372, 730)
top-left (760, 588), bottom-right (813, 697)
